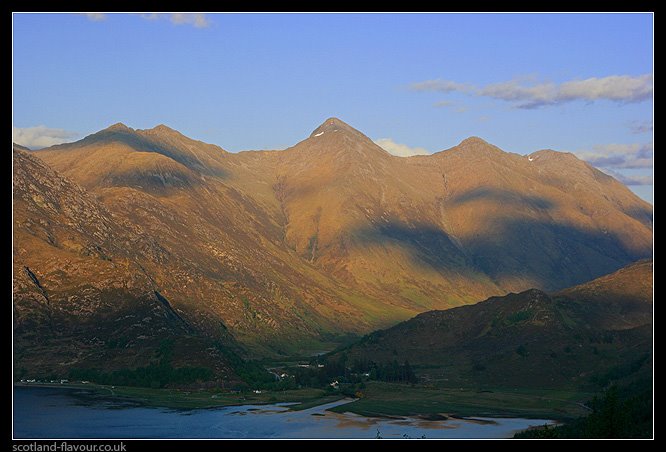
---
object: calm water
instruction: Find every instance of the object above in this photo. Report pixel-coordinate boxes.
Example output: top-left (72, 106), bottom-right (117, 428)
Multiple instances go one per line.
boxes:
top-left (13, 387), bottom-right (554, 439)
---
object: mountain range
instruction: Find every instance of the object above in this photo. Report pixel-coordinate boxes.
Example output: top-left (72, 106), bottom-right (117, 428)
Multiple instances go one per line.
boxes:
top-left (13, 117), bottom-right (653, 378)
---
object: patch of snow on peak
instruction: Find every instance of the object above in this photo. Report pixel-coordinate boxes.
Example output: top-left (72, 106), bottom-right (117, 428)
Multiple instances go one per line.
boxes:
top-left (314, 132), bottom-right (324, 137)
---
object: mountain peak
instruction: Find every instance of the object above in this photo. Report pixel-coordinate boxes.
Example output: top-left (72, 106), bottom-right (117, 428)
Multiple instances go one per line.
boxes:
top-left (526, 149), bottom-right (593, 169)
top-left (531, 149), bottom-right (579, 161)
top-left (152, 124), bottom-right (176, 133)
top-left (141, 124), bottom-right (182, 137)
top-left (459, 136), bottom-right (490, 146)
top-left (439, 136), bottom-right (504, 158)
top-left (292, 117), bottom-right (390, 160)
top-left (67, 122), bottom-right (136, 147)
top-left (323, 117), bottom-right (347, 126)
top-left (309, 117), bottom-right (366, 138)
top-left (104, 122), bottom-right (133, 132)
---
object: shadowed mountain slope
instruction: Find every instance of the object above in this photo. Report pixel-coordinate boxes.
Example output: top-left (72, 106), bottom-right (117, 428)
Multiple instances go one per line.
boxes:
top-left (13, 147), bottom-right (243, 380)
top-left (333, 260), bottom-right (652, 389)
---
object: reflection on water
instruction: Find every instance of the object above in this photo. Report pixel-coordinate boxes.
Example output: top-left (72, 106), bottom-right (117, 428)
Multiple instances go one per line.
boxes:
top-left (13, 387), bottom-right (554, 439)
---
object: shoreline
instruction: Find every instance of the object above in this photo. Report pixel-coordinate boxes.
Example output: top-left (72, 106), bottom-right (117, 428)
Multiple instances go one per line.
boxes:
top-left (13, 387), bottom-right (554, 439)
top-left (13, 382), bottom-right (349, 411)
top-left (13, 382), bottom-right (582, 424)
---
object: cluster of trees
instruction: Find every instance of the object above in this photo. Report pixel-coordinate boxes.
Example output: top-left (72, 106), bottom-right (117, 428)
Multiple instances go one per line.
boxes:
top-left (215, 344), bottom-right (275, 388)
top-left (357, 359), bottom-right (418, 384)
top-left (66, 341), bottom-right (419, 392)
top-left (69, 339), bottom-right (213, 388)
top-left (515, 381), bottom-right (652, 438)
top-left (590, 354), bottom-right (650, 387)
top-left (288, 354), bottom-right (417, 389)
top-left (69, 364), bottom-right (213, 389)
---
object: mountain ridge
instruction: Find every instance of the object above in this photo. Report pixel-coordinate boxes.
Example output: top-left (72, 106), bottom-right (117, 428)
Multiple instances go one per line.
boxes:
top-left (15, 118), bottom-right (652, 365)
top-left (332, 259), bottom-right (652, 389)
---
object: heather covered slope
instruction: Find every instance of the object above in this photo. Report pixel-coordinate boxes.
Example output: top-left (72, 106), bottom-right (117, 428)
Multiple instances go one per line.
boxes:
top-left (20, 133), bottom-right (418, 360)
top-left (557, 258), bottom-right (653, 330)
top-left (333, 260), bottom-right (652, 389)
top-left (12, 147), bottom-right (242, 380)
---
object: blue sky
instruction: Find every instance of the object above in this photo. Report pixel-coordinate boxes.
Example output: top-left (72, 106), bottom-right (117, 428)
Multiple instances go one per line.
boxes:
top-left (12, 13), bottom-right (653, 202)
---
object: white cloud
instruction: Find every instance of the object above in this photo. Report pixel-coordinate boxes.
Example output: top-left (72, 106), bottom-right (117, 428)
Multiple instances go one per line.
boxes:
top-left (479, 80), bottom-right (558, 108)
top-left (574, 142), bottom-right (653, 169)
top-left (571, 142), bottom-right (653, 188)
top-left (140, 13), bottom-right (160, 21)
top-left (374, 138), bottom-right (430, 157)
top-left (433, 100), bottom-right (468, 112)
top-left (559, 75), bottom-right (653, 103)
top-left (411, 79), bottom-right (473, 93)
top-left (13, 126), bottom-right (79, 150)
top-left (629, 120), bottom-right (653, 135)
top-left (169, 13), bottom-right (211, 28)
top-left (84, 13), bottom-right (212, 28)
top-left (84, 13), bottom-right (106, 21)
top-left (411, 74), bottom-right (653, 108)
top-left (140, 13), bottom-right (211, 28)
